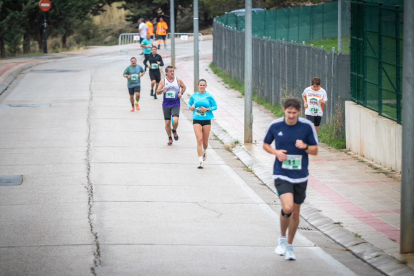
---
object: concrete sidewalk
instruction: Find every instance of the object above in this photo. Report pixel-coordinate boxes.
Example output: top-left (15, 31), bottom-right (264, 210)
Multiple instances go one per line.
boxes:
top-left (174, 40), bottom-right (414, 275)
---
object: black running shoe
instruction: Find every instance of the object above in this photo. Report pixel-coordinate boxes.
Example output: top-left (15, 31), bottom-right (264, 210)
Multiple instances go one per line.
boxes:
top-left (173, 131), bottom-right (179, 141)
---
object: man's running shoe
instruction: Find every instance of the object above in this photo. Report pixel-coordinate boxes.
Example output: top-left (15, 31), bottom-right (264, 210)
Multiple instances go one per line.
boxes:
top-left (167, 137), bottom-right (173, 146)
top-left (150, 89), bottom-right (154, 96)
top-left (173, 131), bottom-right (179, 141)
top-left (198, 161), bottom-right (204, 169)
top-left (164, 44), bottom-right (167, 49)
top-left (275, 237), bottom-right (287, 255)
top-left (285, 245), bottom-right (296, 261)
top-left (131, 107), bottom-right (135, 112)
top-left (154, 93), bottom-right (157, 99)
top-left (203, 151), bottom-right (207, 161)
top-left (158, 44), bottom-right (160, 50)
top-left (135, 104), bottom-right (140, 111)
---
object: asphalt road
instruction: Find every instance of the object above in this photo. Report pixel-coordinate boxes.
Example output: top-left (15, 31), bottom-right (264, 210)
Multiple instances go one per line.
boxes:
top-left (0, 46), bottom-right (382, 276)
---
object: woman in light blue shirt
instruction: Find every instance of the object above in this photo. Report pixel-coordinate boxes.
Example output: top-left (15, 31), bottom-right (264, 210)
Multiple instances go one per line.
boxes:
top-left (188, 79), bottom-right (218, 169)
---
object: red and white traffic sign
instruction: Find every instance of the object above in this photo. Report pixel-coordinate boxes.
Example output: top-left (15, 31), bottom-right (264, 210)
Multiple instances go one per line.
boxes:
top-left (39, 0), bottom-right (51, 12)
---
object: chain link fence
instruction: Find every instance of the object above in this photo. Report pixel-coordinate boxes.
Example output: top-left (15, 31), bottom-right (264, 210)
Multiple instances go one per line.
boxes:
top-left (215, 1), bottom-right (351, 44)
top-left (213, 21), bottom-right (350, 124)
top-left (351, 0), bottom-right (404, 123)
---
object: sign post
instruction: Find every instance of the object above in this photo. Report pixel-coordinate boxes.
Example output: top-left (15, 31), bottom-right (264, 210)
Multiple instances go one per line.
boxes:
top-left (39, 0), bottom-right (51, 54)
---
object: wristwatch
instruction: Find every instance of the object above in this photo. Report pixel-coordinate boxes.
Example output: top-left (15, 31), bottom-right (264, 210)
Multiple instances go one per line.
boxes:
top-left (305, 144), bottom-right (309, 150)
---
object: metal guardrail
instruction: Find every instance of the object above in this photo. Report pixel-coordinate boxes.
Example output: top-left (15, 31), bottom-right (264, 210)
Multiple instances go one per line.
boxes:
top-left (166, 33), bottom-right (203, 50)
top-left (118, 33), bottom-right (141, 52)
top-left (118, 32), bottom-right (203, 52)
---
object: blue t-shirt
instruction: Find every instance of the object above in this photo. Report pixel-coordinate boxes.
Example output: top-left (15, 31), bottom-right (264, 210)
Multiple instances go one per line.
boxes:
top-left (141, 39), bottom-right (153, 54)
top-left (123, 65), bottom-right (144, 88)
top-left (188, 91), bottom-right (218, 120)
top-left (264, 117), bottom-right (318, 183)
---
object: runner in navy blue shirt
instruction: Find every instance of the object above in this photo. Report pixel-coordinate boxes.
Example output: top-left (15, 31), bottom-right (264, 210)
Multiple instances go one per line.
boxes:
top-left (263, 98), bottom-right (318, 261)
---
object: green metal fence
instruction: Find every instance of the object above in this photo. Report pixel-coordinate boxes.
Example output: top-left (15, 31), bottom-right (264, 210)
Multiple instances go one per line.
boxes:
top-left (350, 0), bottom-right (404, 123)
top-left (215, 1), bottom-right (350, 42)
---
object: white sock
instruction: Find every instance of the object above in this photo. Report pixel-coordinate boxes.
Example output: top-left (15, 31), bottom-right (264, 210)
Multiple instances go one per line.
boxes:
top-left (280, 236), bottom-right (287, 239)
top-left (198, 157), bottom-right (203, 163)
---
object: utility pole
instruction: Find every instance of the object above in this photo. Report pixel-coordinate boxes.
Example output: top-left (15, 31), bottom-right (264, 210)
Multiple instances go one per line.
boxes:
top-left (170, 0), bottom-right (175, 67)
top-left (401, 0), bottom-right (414, 254)
top-left (43, 12), bottom-right (48, 54)
top-left (194, 0), bottom-right (199, 91)
top-left (244, 0), bottom-right (253, 143)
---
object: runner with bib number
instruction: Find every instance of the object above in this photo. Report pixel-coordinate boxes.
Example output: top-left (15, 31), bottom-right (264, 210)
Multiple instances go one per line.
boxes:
top-left (143, 46), bottom-right (164, 99)
top-left (123, 57), bottom-right (145, 112)
top-left (156, 66), bottom-right (186, 146)
top-left (188, 79), bottom-right (218, 169)
top-left (263, 98), bottom-right (318, 261)
top-left (302, 77), bottom-right (327, 134)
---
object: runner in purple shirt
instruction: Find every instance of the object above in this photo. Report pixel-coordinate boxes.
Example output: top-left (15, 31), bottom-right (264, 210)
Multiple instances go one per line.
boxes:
top-left (156, 66), bottom-right (187, 146)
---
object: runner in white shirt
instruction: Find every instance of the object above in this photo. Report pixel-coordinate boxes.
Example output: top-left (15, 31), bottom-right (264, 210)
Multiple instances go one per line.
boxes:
top-left (138, 18), bottom-right (148, 55)
top-left (301, 77), bottom-right (327, 134)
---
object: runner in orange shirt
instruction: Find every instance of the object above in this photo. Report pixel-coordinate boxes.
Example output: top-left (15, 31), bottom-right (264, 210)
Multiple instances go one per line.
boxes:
top-left (156, 17), bottom-right (168, 49)
top-left (145, 18), bottom-right (154, 38)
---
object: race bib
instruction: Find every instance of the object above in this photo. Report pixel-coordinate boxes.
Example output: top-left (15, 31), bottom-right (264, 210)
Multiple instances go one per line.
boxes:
top-left (309, 107), bottom-right (319, 114)
top-left (281, 155), bottom-right (302, 170)
top-left (166, 91), bottom-right (176, 99)
top-left (131, 74), bottom-right (139, 81)
top-left (151, 63), bottom-right (159, 69)
top-left (196, 108), bottom-right (207, 117)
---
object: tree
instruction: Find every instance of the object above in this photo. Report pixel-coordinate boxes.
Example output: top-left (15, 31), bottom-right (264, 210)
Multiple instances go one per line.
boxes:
top-left (0, 0), bottom-right (37, 57)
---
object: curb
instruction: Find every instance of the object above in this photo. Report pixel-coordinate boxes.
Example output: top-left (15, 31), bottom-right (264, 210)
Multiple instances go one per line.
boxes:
top-left (0, 60), bottom-right (47, 97)
top-left (210, 120), bottom-right (414, 276)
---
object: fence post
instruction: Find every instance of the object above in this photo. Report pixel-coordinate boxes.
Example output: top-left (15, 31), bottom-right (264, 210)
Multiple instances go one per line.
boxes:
top-left (401, 0), bottom-right (414, 254)
top-left (378, 3), bottom-right (383, 116)
top-left (395, 5), bottom-right (402, 123)
top-left (338, 0), bottom-right (342, 54)
top-left (322, 4), bottom-right (325, 39)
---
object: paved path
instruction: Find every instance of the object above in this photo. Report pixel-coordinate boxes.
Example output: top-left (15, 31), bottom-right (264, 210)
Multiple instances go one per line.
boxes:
top-left (174, 41), bottom-right (414, 274)
top-left (0, 42), bottom-right (411, 276)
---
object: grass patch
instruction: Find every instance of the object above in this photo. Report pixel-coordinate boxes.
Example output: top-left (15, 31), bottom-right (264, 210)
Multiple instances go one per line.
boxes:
top-left (209, 62), bottom-right (285, 118)
top-left (398, 259), bottom-right (408, 265)
top-left (306, 36), bottom-right (350, 54)
top-left (209, 63), bottom-right (245, 94)
top-left (210, 62), bottom-right (347, 149)
top-left (319, 102), bottom-right (346, 149)
top-left (354, 233), bottom-right (362, 238)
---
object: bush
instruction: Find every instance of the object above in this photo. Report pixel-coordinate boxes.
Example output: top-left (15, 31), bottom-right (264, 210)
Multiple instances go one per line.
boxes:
top-left (319, 102), bottom-right (346, 149)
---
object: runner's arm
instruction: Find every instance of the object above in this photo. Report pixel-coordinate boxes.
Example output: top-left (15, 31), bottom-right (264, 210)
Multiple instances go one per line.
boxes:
top-left (143, 56), bottom-right (149, 70)
top-left (296, 140), bottom-right (318, 155)
top-left (263, 143), bottom-right (287, 162)
top-left (158, 56), bottom-right (164, 67)
top-left (178, 79), bottom-right (186, 95)
top-left (188, 95), bottom-right (195, 111)
top-left (302, 95), bottom-right (308, 108)
top-left (139, 67), bottom-right (145, 77)
top-left (123, 69), bottom-right (129, 78)
top-left (156, 79), bottom-right (165, 94)
top-left (207, 95), bottom-right (217, 112)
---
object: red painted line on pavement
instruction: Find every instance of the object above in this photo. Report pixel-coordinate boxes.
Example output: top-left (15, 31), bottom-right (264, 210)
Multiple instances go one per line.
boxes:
top-left (0, 64), bottom-right (19, 77)
top-left (371, 209), bottom-right (401, 214)
top-left (200, 56), bottom-right (212, 60)
top-left (309, 175), bottom-right (400, 243)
